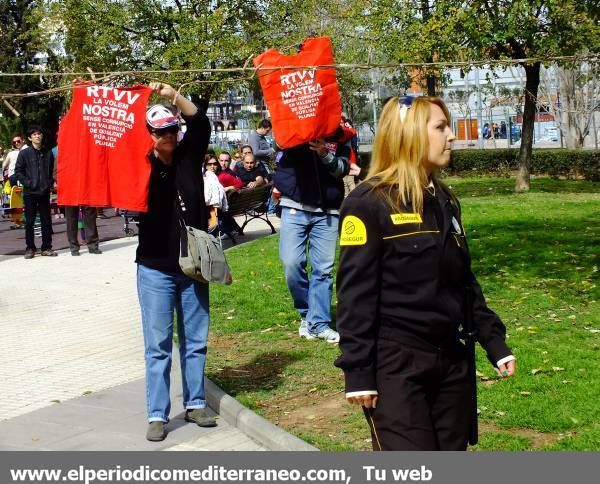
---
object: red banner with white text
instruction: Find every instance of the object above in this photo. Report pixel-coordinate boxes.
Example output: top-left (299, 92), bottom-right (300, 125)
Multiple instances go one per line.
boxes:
top-left (57, 83), bottom-right (153, 211)
top-left (253, 37), bottom-right (342, 149)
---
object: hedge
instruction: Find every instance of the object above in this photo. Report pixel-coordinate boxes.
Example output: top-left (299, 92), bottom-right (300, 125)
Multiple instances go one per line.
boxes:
top-left (359, 149), bottom-right (599, 180)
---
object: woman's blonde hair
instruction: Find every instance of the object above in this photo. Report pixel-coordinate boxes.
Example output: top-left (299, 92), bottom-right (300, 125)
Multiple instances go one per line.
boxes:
top-left (367, 96), bottom-right (451, 214)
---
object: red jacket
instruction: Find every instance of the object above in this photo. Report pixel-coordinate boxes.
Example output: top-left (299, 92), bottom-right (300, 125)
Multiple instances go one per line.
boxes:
top-left (217, 171), bottom-right (243, 190)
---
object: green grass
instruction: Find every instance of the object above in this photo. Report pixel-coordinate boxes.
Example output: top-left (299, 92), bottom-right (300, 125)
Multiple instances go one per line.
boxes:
top-left (206, 176), bottom-right (600, 451)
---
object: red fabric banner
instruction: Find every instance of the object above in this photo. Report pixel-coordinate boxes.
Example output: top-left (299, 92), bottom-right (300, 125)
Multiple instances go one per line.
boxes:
top-left (253, 36), bottom-right (342, 149)
top-left (57, 83), bottom-right (153, 211)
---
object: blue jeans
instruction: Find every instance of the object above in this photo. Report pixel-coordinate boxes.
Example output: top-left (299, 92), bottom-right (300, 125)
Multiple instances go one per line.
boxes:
top-left (279, 207), bottom-right (339, 334)
top-left (137, 264), bottom-right (210, 422)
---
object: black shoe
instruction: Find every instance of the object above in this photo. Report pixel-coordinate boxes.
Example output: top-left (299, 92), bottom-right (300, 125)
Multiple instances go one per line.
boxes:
top-left (71, 250), bottom-right (80, 256)
top-left (146, 422), bottom-right (167, 442)
top-left (185, 408), bottom-right (217, 427)
top-left (24, 249), bottom-right (35, 259)
top-left (88, 248), bottom-right (103, 254)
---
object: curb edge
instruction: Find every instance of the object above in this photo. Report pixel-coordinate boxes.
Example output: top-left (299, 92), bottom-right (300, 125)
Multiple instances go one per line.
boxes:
top-left (205, 378), bottom-right (318, 452)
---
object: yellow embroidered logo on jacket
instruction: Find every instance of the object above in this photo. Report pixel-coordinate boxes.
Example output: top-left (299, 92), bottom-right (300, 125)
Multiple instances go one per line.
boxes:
top-left (340, 215), bottom-right (367, 246)
top-left (390, 213), bottom-right (422, 224)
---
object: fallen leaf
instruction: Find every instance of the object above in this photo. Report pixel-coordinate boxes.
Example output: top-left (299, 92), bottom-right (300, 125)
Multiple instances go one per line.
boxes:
top-left (308, 388), bottom-right (318, 393)
top-left (531, 368), bottom-right (543, 375)
top-left (519, 391), bottom-right (531, 396)
top-left (552, 367), bottom-right (565, 372)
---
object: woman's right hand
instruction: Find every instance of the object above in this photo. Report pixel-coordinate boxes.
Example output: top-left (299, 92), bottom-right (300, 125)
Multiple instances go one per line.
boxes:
top-left (347, 394), bottom-right (378, 409)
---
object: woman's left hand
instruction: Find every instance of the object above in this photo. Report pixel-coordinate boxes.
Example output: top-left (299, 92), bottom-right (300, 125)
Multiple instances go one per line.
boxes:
top-left (347, 394), bottom-right (378, 409)
top-left (495, 359), bottom-right (516, 378)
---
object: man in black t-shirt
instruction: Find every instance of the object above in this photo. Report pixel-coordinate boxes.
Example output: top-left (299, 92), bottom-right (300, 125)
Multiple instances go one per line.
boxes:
top-left (237, 153), bottom-right (267, 188)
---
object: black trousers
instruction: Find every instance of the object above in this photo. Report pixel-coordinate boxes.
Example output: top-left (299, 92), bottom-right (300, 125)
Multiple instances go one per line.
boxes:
top-left (364, 334), bottom-right (471, 451)
top-left (23, 192), bottom-right (52, 251)
top-left (65, 206), bottom-right (99, 251)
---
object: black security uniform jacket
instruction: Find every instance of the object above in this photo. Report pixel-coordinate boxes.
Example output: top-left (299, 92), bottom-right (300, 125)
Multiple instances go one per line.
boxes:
top-left (14, 145), bottom-right (55, 195)
top-left (334, 181), bottom-right (512, 393)
top-left (136, 111), bottom-right (210, 273)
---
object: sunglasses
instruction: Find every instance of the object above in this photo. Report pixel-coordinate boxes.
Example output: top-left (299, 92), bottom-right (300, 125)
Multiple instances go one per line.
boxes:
top-left (150, 125), bottom-right (179, 137)
top-left (12, 139), bottom-right (22, 145)
top-left (206, 162), bottom-right (218, 166)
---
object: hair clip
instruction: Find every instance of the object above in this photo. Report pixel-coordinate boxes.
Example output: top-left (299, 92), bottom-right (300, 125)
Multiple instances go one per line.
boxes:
top-left (398, 96), bottom-right (415, 122)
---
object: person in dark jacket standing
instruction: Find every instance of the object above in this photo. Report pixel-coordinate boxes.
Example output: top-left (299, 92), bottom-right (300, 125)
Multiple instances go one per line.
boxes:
top-left (248, 119), bottom-right (275, 176)
top-left (14, 125), bottom-right (56, 259)
top-left (274, 131), bottom-right (350, 343)
top-left (335, 96), bottom-right (516, 451)
top-left (136, 82), bottom-right (216, 442)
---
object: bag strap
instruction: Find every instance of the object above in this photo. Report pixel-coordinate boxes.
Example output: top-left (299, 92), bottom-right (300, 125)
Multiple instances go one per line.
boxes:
top-left (174, 190), bottom-right (188, 230)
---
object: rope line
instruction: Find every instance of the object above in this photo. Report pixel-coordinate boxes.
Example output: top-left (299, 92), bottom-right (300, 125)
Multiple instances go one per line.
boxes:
top-left (0, 55), bottom-right (597, 101)
top-left (0, 54), bottom-right (597, 77)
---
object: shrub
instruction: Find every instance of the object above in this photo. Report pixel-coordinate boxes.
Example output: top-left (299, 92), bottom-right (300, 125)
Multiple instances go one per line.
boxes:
top-left (447, 149), bottom-right (599, 180)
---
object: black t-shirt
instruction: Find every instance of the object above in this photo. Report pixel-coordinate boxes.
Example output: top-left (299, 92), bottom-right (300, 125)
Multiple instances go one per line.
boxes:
top-left (237, 165), bottom-right (267, 186)
top-left (136, 111), bottom-right (211, 272)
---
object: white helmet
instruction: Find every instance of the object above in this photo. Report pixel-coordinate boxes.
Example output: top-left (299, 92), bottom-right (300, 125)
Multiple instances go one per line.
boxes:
top-left (146, 104), bottom-right (179, 129)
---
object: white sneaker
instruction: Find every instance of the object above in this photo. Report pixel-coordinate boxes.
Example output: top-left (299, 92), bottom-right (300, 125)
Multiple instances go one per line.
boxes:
top-left (314, 327), bottom-right (340, 344)
top-left (299, 320), bottom-right (315, 339)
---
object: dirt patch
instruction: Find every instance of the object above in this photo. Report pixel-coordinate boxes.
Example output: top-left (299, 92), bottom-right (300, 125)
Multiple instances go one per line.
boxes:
top-left (479, 422), bottom-right (562, 449)
top-left (258, 390), bottom-right (351, 438)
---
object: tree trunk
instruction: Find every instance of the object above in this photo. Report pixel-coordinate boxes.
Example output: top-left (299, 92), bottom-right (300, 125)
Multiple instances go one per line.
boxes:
top-left (559, 67), bottom-right (584, 149)
top-left (516, 62), bottom-right (541, 192)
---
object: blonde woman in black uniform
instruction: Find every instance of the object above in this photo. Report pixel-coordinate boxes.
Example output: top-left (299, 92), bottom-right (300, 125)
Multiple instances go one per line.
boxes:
top-left (334, 96), bottom-right (516, 451)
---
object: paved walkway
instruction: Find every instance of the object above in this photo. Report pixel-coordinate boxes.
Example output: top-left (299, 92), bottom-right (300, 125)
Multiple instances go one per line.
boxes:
top-left (0, 215), bottom-right (280, 450)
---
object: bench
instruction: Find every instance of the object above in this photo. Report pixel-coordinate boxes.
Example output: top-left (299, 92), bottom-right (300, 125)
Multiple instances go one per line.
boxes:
top-left (221, 183), bottom-right (276, 244)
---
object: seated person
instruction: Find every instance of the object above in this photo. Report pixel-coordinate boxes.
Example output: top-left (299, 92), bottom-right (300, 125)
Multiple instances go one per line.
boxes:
top-left (232, 151), bottom-right (243, 166)
top-left (218, 151), bottom-right (236, 175)
top-left (207, 155), bottom-right (243, 194)
top-left (203, 158), bottom-right (228, 231)
top-left (232, 145), bottom-right (254, 173)
top-left (237, 153), bottom-right (267, 189)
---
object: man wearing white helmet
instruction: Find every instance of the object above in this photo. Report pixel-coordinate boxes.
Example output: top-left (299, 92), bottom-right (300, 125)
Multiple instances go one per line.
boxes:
top-left (136, 82), bottom-right (214, 442)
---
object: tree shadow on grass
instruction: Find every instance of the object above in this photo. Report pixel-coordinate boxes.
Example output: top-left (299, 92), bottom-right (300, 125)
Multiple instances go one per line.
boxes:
top-left (469, 212), bottom-right (599, 285)
top-left (447, 178), bottom-right (600, 198)
top-left (210, 350), bottom-right (307, 396)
